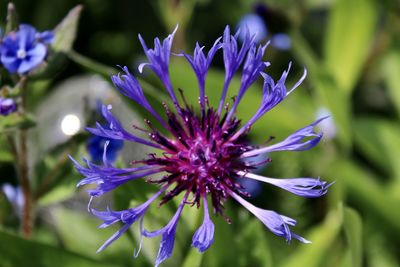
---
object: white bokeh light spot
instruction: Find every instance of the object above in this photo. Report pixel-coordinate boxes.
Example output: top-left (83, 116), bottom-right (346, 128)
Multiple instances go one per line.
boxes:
top-left (61, 114), bottom-right (81, 136)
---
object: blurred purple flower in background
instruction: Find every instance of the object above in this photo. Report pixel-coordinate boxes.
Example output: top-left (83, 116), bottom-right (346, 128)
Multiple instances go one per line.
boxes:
top-left (237, 14), bottom-right (268, 43)
top-left (271, 33), bottom-right (292, 51)
top-left (72, 26), bottom-right (331, 266)
top-left (0, 97), bottom-right (17, 116)
top-left (316, 107), bottom-right (336, 140)
top-left (0, 24), bottom-right (53, 74)
top-left (236, 13), bottom-right (292, 50)
top-left (1, 184), bottom-right (24, 215)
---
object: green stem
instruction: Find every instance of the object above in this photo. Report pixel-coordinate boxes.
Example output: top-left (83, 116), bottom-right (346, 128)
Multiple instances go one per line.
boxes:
top-left (67, 50), bottom-right (115, 77)
top-left (17, 76), bottom-right (33, 238)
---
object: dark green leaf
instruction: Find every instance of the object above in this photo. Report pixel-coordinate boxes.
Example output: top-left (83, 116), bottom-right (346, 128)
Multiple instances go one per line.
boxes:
top-left (0, 230), bottom-right (122, 267)
top-left (0, 113), bottom-right (36, 132)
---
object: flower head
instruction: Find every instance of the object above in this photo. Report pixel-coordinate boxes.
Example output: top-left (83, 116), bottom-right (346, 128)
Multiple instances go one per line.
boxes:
top-left (72, 26), bottom-right (331, 266)
top-left (0, 97), bottom-right (17, 116)
top-left (0, 24), bottom-right (53, 74)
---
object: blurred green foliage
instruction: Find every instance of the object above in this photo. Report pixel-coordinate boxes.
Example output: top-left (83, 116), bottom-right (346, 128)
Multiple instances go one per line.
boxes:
top-left (1, 0), bottom-right (400, 267)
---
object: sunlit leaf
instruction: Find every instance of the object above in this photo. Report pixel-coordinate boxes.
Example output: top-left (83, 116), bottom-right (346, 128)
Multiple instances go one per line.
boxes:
top-left (353, 117), bottom-right (400, 179)
top-left (324, 0), bottom-right (378, 92)
top-left (343, 207), bottom-right (362, 267)
top-left (381, 50), bottom-right (400, 117)
top-left (182, 248), bottom-right (203, 267)
top-left (52, 5), bottom-right (83, 52)
top-left (280, 208), bottom-right (342, 267)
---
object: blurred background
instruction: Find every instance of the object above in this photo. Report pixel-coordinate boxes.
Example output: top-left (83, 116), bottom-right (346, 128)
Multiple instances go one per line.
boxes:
top-left (1, 0), bottom-right (400, 266)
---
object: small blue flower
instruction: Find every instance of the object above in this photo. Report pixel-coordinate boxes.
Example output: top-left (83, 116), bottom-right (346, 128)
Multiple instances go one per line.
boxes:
top-left (0, 97), bottom-right (17, 116)
top-left (86, 135), bottom-right (123, 163)
top-left (0, 24), bottom-right (53, 74)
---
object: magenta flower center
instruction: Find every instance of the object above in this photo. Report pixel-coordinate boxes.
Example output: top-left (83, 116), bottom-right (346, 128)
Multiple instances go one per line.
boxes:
top-left (143, 103), bottom-right (251, 214)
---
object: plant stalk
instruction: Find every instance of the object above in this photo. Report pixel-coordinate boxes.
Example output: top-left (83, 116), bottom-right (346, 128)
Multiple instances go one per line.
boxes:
top-left (17, 77), bottom-right (33, 238)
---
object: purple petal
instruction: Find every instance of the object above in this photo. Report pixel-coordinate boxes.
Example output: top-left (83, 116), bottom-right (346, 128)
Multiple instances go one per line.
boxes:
top-left (242, 117), bottom-right (326, 158)
top-left (233, 65), bottom-right (307, 138)
top-left (86, 104), bottom-right (163, 149)
top-left (93, 187), bottom-right (166, 253)
top-left (96, 224), bottom-right (131, 253)
top-left (138, 26), bottom-right (179, 105)
top-left (142, 192), bottom-right (188, 267)
top-left (226, 42), bottom-right (269, 120)
top-left (71, 149), bottom-right (163, 197)
top-left (17, 24), bottom-right (37, 50)
top-left (230, 191), bottom-right (310, 243)
top-left (181, 38), bottom-right (222, 107)
top-left (192, 197), bottom-right (215, 252)
top-left (111, 67), bottom-right (167, 127)
top-left (238, 171), bottom-right (332, 198)
top-left (17, 43), bottom-right (46, 73)
top-left (218, 25), bottom-right (254, 113)
top-left (36, 30), bottom-right (54, 44)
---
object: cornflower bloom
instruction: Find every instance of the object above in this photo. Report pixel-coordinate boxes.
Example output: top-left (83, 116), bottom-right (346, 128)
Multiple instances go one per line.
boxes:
top-left (0, 24), bottom-right (53, 74)
top-left (72, 26), bottom-right (331, 267)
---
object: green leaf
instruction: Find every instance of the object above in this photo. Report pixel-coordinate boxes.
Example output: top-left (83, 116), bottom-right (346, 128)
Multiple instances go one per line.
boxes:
top-left (0, 113), bottom-right (36, 132)
top-left (181, 248), bottom-right (203, 267)
top-left (324, 158), bottom-right (400, 234)
top-left (0, 136), bottom-right (14, 162)
top-left (52, 206), bottom-right (150, 266)
top-left (353, 117), bottom-right (400, 179)
top-left (381, 50), bottom-right (400, 117)
top-left (0, 230), bottom-right (122, 267)
top-left (52, 5), bottom-right (83, 52)
top-left (343, 207), bottom-right (363, 267)
top-left (236, 218), bottom-right (273, 267)
top-left (324, 0), bottom-right (378, 92)
top-left (280, 208), bottom-right (343, 267)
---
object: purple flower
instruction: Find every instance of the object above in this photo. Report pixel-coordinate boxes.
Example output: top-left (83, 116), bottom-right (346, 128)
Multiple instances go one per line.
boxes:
top-left (72, 26), bottom-right (330, 266)
top-left (0, 97), bottom-right (17, 116)
top-left (0, 24), bottom-right (53, 74)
